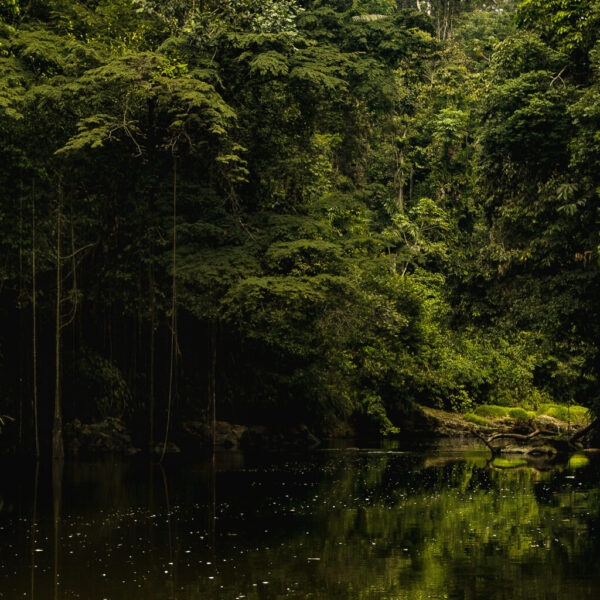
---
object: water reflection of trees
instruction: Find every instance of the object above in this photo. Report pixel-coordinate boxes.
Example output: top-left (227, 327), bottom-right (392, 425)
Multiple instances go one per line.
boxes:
top-left (187, 454), bottom-right (600, 600)
top-left (302, 456), bottom-right (600, 600)
top-left (4, 453), bottom-right (600, 600)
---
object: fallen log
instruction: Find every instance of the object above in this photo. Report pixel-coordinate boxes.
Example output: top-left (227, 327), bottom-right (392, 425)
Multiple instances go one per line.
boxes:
top-left (470, 426), bottom-right (562, 456)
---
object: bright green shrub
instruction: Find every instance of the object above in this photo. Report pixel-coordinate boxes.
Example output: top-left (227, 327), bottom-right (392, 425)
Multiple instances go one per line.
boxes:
top-left (538, 404), bottom-right (569, 421)
top-left (474, 405), bottom-right (508, 419)
top-left (463, 413), bottom-right (491, 427)
top-left (507, 407), bottom-right (530, 422)
top-left (537, 404), bottom-right (590, 425)
top-left (570, 405), bottom-right (590, 424)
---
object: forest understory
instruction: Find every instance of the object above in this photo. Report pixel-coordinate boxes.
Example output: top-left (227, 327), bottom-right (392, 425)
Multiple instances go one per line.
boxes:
top-left (1, 0), bottom-right (600, 459)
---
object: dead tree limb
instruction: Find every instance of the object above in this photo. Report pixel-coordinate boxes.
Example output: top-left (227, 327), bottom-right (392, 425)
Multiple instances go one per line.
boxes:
top-left (471, 427), bottom-right (555, 456)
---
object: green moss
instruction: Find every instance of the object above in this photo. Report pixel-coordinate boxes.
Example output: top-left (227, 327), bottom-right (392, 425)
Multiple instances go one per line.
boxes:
top-left (492, 458), bottom-right (528, 469)
top-left (474, 405), bottom-right (509, 419)
top-left (463, 413), bottom-right (491, 427)
top-left (568, 453), bottom-right (590, 470)
top-left (537, 404), bottom-right (590, 425)
top-left (538, 404), bottom-right (569, 422)
top-left (570, 405), bottom-right (590, 424)
top-left (470, 403), bottom-right (589, 426)
top-left (508, 407), bottom-right (531, 422)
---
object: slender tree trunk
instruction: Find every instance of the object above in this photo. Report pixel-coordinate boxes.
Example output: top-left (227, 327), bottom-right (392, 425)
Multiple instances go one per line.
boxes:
top-left (132, 309), bottom-right (140, 402)
top-left (160, 158), bottom-right (178, 463)
top-left (396, 127), bottom-right (408, 213)
top-left (397, 157), bottom-right (404, 213)
top-left (149, 265), bottom-right (156, 452)
top-left (18, 192), bottom-right (24, 449)
top-left (396, 152), bottom-right (404, 212)
top-left (32, 186), bottom-right (39, 459)
top-left (53, 186), bottom-right (64, 460)
top-left (69, 203), bottom-right (78, 355)
top-left (209, 321), bottom-right (217, 448)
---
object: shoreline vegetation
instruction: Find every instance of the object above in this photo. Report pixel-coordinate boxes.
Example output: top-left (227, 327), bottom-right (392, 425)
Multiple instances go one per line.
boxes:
top-left (421, 404), bottom-right (599, 457)
top-left (2, 1), bottom-right (600, 459)
top-left (4, 401), bottom-right (590, 460)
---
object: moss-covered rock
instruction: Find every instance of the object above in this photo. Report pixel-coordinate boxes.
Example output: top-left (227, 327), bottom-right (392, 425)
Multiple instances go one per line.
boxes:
top-left (474, 405), bottom-right (509, 419)
top-left (64, 418), bottom-right (140, 456)
top-left (507, 407), bottom-right (530, 423)
top-left (182, 421), bottom-right (248, 449)
top-left (463, 413), bottom-right (491, 427)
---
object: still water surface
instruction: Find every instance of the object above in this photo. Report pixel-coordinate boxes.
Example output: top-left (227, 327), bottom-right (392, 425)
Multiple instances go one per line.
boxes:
top-left (1, 446), bottom-right (600, 600)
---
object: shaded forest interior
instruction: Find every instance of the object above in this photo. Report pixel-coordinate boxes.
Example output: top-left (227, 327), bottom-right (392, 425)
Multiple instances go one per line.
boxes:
top-left (1, 0), bottom-right (600, 456)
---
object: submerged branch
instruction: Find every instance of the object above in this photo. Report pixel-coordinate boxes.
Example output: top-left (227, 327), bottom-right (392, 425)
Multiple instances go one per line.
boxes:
top-left (470, 425), bottom-right (566, 456)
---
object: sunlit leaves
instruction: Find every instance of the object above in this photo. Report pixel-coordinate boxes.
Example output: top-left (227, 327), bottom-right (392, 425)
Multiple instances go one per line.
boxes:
top-left (517, 0), bottom-right (600, 55)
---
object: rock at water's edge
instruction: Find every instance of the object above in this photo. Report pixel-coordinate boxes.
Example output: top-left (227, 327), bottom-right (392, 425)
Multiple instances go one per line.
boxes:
top-left (64, 417), bottom-right (140, 456)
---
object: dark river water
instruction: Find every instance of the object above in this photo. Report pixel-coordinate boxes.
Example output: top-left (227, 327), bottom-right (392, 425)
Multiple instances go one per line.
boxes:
top-left (1, 444), bottom-right (600, 600)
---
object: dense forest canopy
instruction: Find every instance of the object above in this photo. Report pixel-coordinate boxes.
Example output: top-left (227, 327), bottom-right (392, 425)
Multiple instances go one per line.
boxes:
top-left (1, 0), bottom-right (599, 456)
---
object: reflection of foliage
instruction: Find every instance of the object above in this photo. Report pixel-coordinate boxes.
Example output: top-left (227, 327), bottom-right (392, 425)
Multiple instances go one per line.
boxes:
top-left (27, 451), bottom-right (597, 600)
top-left (178, 453), bottom-right (600, 600)
top-left (308, 457), bottom-right (600, 599)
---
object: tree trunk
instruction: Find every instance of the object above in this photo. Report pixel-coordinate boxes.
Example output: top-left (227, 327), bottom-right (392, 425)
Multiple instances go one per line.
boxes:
top-left (160, 158), bottom-right (178, 463)
top-left (149, 265), bottom-right (156, 452)
top-left (18, 192), bottom-right (24, 449)
top-left (209, 321), bottom-right (217, 448)
top-left (397, 160), bottom-right (404, 213)
top-left (396, 127), bottom-right (408, 213)
top-left (53, 186), bottom-right (64, 460)
top-left (32, 186), bottom-right (39, 458)
top-left (69, 202), bottom-right (78, 354)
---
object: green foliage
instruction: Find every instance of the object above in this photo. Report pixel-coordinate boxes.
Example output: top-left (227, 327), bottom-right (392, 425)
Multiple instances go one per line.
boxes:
top-left (537, 404), bottom-right (570, 422)
top-left (516, 0), bottom-right (600, 55)
top-left (474, 405), bottom-right (509, 419)
top-left (568, 453), bottom-right (590, 469)
top-left (537, 404), bottom-right (590, 426)
top-left (507, 407), bottom-right (530, 423)
top-left (357, 393), bottom-right (399, 435)
top-left (3, 0), bottom-right (600, 450)
top-left (492, 458), bottom-right (528, 469)
top-left (463, 412), bottom-right (490, 427)
top-left (471, 403), bottom-right (588, 426)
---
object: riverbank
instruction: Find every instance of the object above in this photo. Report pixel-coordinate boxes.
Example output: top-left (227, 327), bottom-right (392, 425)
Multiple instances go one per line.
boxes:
top-left (419, 404), bottom-right (597, 457)
top-left (2, 402), bottom-right (593, 458)
top-left (419, 405), bottom-right (587, 437)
